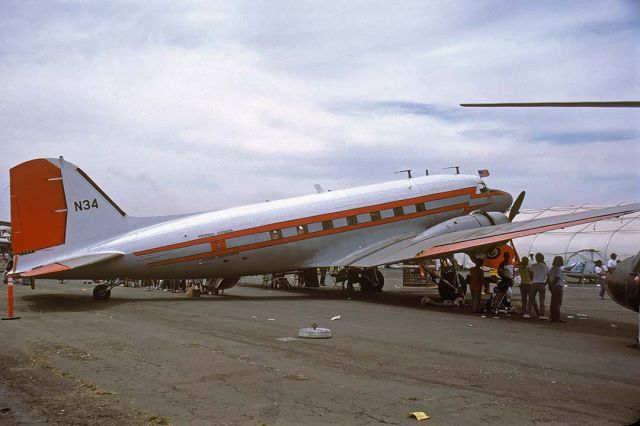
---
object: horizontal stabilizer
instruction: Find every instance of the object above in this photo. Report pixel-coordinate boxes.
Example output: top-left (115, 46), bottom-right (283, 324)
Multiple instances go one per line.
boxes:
top-left (17, 251), bottom-right (124, 278)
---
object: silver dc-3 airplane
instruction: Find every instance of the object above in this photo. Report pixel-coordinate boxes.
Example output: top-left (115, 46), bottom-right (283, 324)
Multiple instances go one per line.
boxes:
top-left (7, 157), bottom-right (639, 309)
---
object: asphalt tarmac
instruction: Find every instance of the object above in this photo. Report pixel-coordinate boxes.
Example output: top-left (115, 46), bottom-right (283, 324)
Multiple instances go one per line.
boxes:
top-left (1, 270), bottom-right (639, 425)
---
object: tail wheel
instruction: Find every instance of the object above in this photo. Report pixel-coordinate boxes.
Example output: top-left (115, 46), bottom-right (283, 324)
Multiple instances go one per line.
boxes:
top-left (93, 284), bottom-right (111, 300)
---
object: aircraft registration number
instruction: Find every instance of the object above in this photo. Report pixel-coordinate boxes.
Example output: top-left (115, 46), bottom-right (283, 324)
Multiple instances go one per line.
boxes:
top-left (74, 198), bottom-right (99, 211)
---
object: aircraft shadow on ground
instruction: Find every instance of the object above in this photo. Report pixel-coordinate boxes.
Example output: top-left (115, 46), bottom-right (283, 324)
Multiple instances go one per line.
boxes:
top-left (19, 286), bottom-right (636, 339)
top-left (19, 291), bottom-right (312, 313)
top-left (19, 285), bottom-right (430, 314)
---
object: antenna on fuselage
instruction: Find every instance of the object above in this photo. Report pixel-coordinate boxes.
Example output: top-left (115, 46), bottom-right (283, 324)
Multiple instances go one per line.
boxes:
top-left (444, 166), bottom-right (460, 174)
top-left (425, 169), bottom-right (429, 176)
top-left (395, 169), bottom-right (412, 179)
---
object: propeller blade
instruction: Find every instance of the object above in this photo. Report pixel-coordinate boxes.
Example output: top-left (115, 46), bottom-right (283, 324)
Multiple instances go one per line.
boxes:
top-left (460, 101), bottom-right (640, 108)
top-left (508, 191), bottom-right (526, 222)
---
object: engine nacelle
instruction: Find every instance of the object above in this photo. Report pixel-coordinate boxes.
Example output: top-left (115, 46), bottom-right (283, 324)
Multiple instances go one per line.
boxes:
top-left (414, 211), bottom-right (509, 242)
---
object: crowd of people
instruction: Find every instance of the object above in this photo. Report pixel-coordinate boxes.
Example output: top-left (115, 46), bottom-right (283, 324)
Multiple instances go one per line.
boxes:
top-left (468, 251), bottom-right (620, 323)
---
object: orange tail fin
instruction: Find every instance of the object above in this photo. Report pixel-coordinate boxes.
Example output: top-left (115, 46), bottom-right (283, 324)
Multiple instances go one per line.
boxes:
top-left (10, 159), bottom-right (67, 254)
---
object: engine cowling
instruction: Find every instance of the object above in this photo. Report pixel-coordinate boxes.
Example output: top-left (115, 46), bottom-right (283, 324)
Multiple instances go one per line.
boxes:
top-left (414, 211), bottom-right (510, 241)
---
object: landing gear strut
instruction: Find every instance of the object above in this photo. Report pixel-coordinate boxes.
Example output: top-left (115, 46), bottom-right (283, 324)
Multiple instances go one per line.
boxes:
top-left (92, 279), bottom-right (122, 300)
top-left (359, 268), bottom-right (384, 293)
top-left (337, 267), bottom-right (384, 293)
top-left (423, 257), bottom-right (466, 305)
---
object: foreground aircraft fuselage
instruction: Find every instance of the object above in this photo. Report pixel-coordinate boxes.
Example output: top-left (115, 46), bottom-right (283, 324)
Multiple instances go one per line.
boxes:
top-left (9, 158), bottom-right (511, 280)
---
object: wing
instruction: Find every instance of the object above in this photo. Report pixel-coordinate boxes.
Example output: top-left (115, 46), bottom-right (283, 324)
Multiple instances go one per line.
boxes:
top-left (14, 251), bottom-right (124, 277)
top-left (345, 203), bottom-right (640, 267)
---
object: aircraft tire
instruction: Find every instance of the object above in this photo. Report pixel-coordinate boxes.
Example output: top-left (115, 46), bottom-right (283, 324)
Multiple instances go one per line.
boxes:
top-left (360, 269), bottom-right (384, 293)
top-left (373, 269), bottom-right (384, 292)
top-left (93, 284), bottom-right (111, 300)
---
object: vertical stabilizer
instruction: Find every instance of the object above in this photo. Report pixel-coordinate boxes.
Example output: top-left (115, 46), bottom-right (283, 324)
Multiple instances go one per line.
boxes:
top-left (10, 157), bottom-right (128, 254)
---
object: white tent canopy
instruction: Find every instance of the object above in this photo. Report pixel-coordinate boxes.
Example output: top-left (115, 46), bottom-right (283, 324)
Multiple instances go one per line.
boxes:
top-left (513, 203), bottom-right (639, 262)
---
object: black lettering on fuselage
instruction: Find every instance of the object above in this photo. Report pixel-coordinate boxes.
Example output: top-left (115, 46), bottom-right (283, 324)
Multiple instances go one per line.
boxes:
top-left (74, 198), bottom-right (99, 212)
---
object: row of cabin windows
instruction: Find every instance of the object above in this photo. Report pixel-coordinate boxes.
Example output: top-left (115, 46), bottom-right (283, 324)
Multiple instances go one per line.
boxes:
top-left (268, 202), bottom-right (428, 241)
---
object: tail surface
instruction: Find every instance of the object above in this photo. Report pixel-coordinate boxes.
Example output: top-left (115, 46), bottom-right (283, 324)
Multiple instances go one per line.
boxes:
top-left (10, 157), bottom-right (128, 255)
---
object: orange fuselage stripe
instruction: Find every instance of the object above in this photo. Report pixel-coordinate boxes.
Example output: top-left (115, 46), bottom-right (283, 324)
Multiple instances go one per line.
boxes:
top-left (135, 186), bottom-right (477, 258)
top-left (148, 201), bottom-right (476, 268)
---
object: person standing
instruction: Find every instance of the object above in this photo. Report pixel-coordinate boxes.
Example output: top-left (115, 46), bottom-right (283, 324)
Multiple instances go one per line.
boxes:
top-left (548, 256), bottom-right (566, 323)
top-left (594, 260), bottom-right (608, 298)
top-left (469, 260), bottom-right (484, 313)
top-left (606, 253), bottom-right (618, 272)
top-left (518, 257), bottom-right (533, 313)
top-left (319, 267), bottom-right (328, 286)
top-left (498, 252), bottom-right (515, 305)
top-left (523, 253), bottom-right (549, 319)
top-left (498, 252), bottom-right (514, 287)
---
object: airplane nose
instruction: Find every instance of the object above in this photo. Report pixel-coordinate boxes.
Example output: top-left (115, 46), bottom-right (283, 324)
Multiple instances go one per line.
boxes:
top-left (503, 191), bottom-right (514, 212)
top-left (486, 189), bottom-right (513, 213)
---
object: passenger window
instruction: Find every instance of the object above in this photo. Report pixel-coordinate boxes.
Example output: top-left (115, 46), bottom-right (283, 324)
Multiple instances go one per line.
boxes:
top-left (296, 225), bottom-right (308, 235)
top-left (370, 211), bottom-right (381, 221)
top-left (270, 230), bottom-right (282, 240)
top-left (346, 215), bottom-right (358, 226)
top-left (415, 202), bottom-right (425, 212)
top-left (322, 220), bottom-right (334, 230)
top-left (393, 207), bottom-right (404, 217)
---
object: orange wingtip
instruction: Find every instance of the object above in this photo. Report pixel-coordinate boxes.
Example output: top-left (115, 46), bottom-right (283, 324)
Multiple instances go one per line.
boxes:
top-left (20, 263), bottom-right (70, 277)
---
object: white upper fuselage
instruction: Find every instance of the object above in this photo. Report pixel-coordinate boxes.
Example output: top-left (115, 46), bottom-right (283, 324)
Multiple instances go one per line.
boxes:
top-left (16, 174), bottom-right (511, 279)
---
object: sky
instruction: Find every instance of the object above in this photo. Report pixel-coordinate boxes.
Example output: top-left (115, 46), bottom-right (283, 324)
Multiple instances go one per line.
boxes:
top-left (1, 0), bottom-right (639, 220)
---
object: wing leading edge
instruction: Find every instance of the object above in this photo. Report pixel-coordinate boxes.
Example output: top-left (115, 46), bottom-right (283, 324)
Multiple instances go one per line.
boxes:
top-left (348, 203), bottom-right (640, 267)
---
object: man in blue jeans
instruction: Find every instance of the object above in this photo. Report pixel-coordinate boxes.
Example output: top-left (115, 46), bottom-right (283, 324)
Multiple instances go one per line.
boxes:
top-left (523, 253), bottom-right (549, 319)
top-left (548, 256), bottom-right (567, 323)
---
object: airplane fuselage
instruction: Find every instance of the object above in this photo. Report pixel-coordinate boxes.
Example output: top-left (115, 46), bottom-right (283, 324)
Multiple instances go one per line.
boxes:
top-left (18, 174), bottom-right (511, 279)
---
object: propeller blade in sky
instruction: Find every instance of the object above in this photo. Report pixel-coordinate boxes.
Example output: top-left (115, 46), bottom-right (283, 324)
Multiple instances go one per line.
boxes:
top-left (460, 101), bottom-right (640, 108)
top-left (508, 191), bottom-right (526, 222)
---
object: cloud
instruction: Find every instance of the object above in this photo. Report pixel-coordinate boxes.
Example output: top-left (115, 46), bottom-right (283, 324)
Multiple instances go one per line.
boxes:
top-left (534, 130), bottom-right (638, 145)
top-left (1, 1), bottom-right (639, 222)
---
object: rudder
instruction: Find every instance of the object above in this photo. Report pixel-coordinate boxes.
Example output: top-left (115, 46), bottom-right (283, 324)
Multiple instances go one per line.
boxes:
top-left (10, 159), bottom-right (67, 253)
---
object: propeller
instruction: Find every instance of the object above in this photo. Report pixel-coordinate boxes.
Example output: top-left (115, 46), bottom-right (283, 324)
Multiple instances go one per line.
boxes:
top-left (460, 101), bottom-right (640, 108)
top-left (508, 191), bottom-right (526, 222)
top-left (485, 190), bottom-right (525, 266)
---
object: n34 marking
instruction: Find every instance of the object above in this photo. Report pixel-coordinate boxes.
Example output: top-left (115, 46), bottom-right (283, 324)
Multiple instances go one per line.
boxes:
top-left (74, 198), bottom-right (99, 212)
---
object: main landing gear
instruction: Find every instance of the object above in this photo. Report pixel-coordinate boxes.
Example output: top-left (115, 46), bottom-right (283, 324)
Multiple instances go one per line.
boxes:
top-left (336, 267), bottom-right (385, 293)
top-left (92, 279), bottom-right (122, 300)
top-left (421, 257), bottom-right (467, 306)
top-left (359, 268), bottom-right (385, 293)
